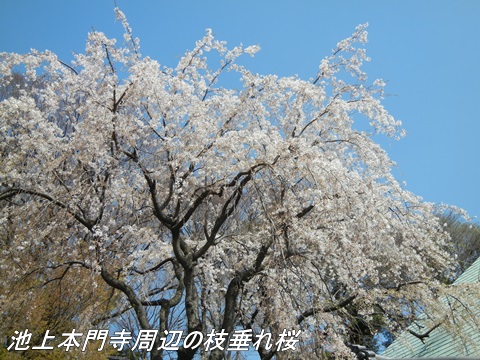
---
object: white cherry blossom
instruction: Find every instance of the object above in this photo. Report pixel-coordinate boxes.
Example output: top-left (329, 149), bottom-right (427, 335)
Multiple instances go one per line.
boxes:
top-left (0, 12), bottom-right (469, 360)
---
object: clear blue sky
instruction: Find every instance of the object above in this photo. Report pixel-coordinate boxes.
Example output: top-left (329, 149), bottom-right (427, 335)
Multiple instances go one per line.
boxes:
top-left (1, 0), bottom-right (479, 220)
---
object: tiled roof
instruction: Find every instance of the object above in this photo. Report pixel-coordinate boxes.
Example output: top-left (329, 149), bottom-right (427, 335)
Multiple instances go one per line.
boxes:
top-left (381, 257), bottom-right (480, 358)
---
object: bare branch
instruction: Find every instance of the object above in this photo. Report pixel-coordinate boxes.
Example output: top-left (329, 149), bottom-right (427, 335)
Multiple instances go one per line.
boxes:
top-left (0, 187), bottom-right (93, 230)
top-left (297, 294), bottom-right (357, 324)
top-left (408, 321), bottom-right (443, 343)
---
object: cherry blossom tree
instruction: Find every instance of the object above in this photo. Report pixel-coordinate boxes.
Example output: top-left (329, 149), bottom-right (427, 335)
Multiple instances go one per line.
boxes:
top-left (0, 9), bottom-right (466, 360)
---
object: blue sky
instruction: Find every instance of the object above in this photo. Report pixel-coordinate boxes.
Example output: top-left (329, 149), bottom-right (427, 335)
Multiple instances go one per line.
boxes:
top-left (1, 0), bottom-right (479, 220)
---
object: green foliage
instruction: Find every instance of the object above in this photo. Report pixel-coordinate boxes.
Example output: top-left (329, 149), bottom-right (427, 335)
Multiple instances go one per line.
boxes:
top-left (442, 212), bottom-right (480, 278)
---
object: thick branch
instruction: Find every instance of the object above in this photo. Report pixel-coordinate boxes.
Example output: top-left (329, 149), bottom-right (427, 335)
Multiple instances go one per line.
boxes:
top-left (296, 204), bottom-right (315, 219)
top-left (131, 257), bottom-right (173, 275)
top-left (0, 187), bottom-right (93, 230)
top-left (297, 294), bottom-right (357, 324)
top-left (100, 267), bottom-right (151, 331)
top-left (387, 280), bottom-right (425, 292)
top-left (193, 172), bottom-right (253, 261)
top-left (122, 149), bottom-right (174, 227)
top-left (142, 261), bottom-right (184, 308)
top-left (177, 266), bottom-right (202, 360)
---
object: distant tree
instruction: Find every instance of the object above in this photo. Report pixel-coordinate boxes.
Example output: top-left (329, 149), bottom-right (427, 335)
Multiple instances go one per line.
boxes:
top-left (0, 72), bottom-right (118, 360)
top-left (0, 208), bottom-right (118, 360)
top-left (442, 212), bottom-right (480, 277)
top-left (354, 215), bottom-right (480, 353)
top-left (0, 8), bottom-right (469, 360)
